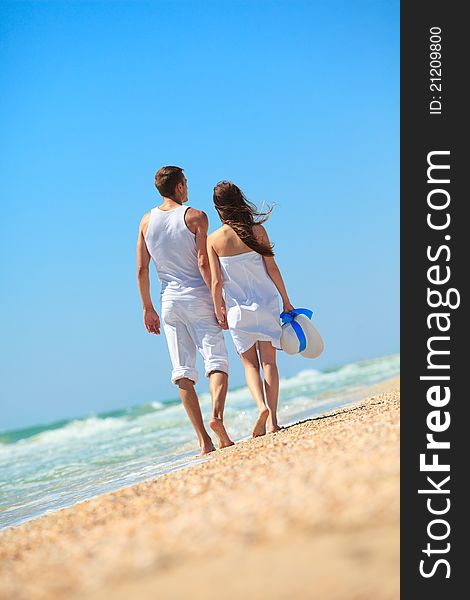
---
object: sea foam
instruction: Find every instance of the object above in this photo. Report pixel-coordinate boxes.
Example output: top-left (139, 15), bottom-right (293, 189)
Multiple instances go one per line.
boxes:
top-left (0, 353), bottom-right (399, 530)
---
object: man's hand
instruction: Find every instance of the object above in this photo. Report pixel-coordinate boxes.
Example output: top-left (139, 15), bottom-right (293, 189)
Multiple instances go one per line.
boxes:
top-left (143, 307), bottom-right (161, 334)
top-left (215, 301), bottom-right (229, 330)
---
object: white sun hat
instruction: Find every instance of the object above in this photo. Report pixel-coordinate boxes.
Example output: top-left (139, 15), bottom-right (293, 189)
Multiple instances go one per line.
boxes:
top-left (280, 309), bottom-right (324, 359)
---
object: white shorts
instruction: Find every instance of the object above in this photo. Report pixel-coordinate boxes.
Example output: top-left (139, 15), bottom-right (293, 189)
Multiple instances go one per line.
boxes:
top-left (161, 298), bottom-right (229, 385)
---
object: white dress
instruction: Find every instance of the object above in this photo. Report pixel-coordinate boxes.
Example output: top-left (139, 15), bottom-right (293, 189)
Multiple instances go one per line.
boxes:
top-left (218, 251), bottom-right (282, 354)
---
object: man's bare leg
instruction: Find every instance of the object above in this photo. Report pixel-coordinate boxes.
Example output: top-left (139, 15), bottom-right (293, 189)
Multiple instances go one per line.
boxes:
top-left (240, 344), bottom-right (269, 437)
top-left (177, 377), bottom-right (215, 455)
top-left (209, 370), bottom-right (234, 448)
top-left (259, 342), bottom-right (281, 433)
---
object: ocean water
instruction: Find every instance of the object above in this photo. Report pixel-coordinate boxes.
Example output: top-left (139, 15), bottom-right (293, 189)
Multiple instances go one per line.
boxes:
top-left (0, 354), bottom-right (399, 530)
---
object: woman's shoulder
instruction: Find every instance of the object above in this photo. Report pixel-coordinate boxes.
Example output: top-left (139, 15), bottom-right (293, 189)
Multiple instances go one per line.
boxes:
top-left (208, 224), bottom-right (231, 239)
top-left (253, 222), bottom-right (269, 240)
top-left (207, 225), bottom-right (225, 246)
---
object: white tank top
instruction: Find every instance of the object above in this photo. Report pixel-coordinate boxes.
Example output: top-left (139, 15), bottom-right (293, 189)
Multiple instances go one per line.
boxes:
top-left (144, 205), bottom-right (211, 302)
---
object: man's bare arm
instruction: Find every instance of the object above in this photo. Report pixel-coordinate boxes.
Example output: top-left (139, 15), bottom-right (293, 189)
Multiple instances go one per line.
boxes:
top-left (186, 209), bottom-right (212, 289)
top-left (136, 214), bottom-right (160, 334)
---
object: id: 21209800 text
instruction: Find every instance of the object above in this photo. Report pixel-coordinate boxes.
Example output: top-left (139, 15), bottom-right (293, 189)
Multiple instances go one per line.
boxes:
top-left (429, 26), bottom-right (443, 115)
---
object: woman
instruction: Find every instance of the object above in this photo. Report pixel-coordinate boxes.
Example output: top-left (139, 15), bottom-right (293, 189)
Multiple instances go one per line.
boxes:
top-left (207, 181), bottom-right (294, 436)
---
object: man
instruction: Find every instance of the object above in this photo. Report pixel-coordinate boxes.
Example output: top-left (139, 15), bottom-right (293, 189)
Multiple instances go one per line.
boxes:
top-left (136, 166), bottom-right (234, 454)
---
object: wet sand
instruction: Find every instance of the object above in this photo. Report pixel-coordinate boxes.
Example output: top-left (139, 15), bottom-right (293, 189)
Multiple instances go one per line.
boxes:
top-left (0, 378), bottom-right (400, 600)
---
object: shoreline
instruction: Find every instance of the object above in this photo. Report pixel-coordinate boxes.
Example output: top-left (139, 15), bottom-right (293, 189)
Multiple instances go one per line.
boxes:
top-left (1, 376), bottom-right (398, 533)
top-left (0, 377), bottom-right (400, 600)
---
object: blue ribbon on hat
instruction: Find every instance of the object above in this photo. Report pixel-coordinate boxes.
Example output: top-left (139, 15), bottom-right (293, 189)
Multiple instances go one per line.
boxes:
top-left (279, 308), bottom-right (314, 353)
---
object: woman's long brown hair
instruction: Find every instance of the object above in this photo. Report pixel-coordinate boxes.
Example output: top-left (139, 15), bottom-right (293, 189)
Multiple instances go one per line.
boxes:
top-left (213, 181), bottom-right (275, 257)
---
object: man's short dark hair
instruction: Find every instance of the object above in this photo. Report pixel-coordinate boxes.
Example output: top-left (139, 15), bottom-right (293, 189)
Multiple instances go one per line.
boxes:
top-left (155, 166), bottom-right (185, 198)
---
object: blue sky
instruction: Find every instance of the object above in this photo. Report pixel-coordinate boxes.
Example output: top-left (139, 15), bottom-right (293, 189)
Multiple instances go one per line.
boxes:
top-left (0, 0), bottom-right (399, 430)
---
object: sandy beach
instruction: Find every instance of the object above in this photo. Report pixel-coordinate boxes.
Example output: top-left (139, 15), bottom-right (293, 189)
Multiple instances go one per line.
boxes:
top-left (0, 378), bottom-right (400, 600)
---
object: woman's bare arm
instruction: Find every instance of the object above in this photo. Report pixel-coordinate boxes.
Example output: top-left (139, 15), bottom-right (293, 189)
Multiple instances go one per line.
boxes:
top-left (256, 225), bottom-right (294, 313)
top-left (207, 236), bottom-right (228, 329)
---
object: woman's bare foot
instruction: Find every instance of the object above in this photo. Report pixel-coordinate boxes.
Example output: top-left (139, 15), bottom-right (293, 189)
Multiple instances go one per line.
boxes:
top-left (209, 418), bottom-right (235, 449)
top-left (267, 413), bottom-right (281, 433)
top-left (252, 407), bottom-right (269, 437)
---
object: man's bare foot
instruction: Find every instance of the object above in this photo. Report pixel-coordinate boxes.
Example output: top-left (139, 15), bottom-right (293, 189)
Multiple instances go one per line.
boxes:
top-left (209, 418), bottom-right (235, 449)
top-left (200, 442), bottom-right (215, 456)
top-left (252, 407), bottom-right (269, 437)
top-left (200, 439), bottom-right (216, 455)
top-left (268, 424), bottom-right (282, 433)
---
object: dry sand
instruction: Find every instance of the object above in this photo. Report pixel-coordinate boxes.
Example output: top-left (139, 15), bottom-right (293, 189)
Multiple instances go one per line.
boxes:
top-left (0, 378), bottom-right (400, 600)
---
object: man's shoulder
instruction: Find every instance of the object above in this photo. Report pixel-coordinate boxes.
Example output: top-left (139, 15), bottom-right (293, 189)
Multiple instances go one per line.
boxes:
top-left (186, 206), bottom-right (207, 219)
top-left (139, 210), bottom-right (151, 227)
top-left (185, 207), bottom-right (208, 227)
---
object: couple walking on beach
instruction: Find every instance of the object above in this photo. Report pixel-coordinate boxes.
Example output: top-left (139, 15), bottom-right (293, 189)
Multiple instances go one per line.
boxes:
top-left (136, 166), bottom-right (293, 454)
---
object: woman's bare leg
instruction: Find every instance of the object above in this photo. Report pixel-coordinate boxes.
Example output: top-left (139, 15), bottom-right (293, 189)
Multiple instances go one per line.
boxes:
top-left (240, 344), bottom-right (269, 437)
top-left (258, 342), bottom-right (281, 432)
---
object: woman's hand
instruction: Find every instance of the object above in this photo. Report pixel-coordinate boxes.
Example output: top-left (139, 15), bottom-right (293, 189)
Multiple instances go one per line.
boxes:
top-left (215, 301), bottom-right (229, 330)
top-left (283, 300), bottom-right (295, 314)
top-left (143, 306), bottom-right (161, 334)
